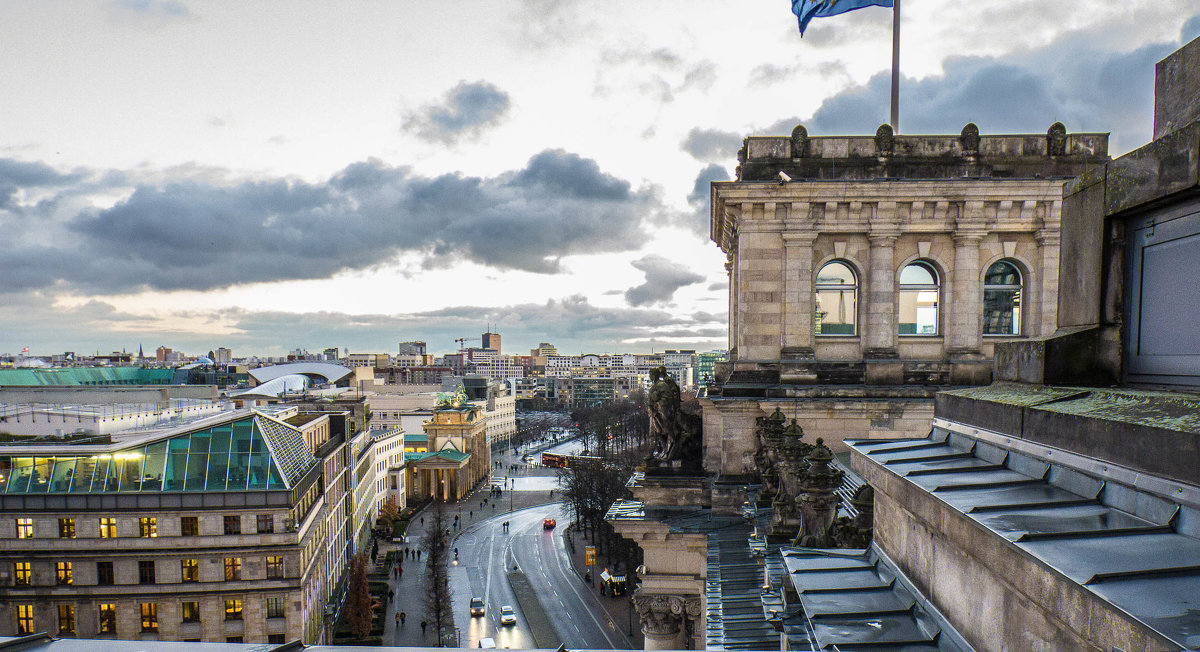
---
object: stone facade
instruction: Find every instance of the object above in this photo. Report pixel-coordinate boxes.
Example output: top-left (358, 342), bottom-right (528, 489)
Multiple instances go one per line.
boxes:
top-left (705, 124), bottom-right (1108, 458)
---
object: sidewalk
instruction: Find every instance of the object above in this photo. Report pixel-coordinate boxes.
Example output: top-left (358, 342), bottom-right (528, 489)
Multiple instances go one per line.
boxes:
top-left (563, 524), bottom-right (645, 649)
top-left (380, 475), bottom-right (563, 647)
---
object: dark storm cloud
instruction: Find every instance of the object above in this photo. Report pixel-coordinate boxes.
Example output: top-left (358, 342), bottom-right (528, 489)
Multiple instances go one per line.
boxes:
top-left (0, 159), bottom-right (86, 208)
top-left (404, 81), bottom-right (511, 144)
top-left (680, 164), bottom-right (730, 236)
top-left (803, 23), bottom-right (1194, 153)
top-left (624, 255), bottom-right (705, 307)
top-left (681, 128), bottom-right (741, 161)
top-left (0, 149), bottom-right (657, 293)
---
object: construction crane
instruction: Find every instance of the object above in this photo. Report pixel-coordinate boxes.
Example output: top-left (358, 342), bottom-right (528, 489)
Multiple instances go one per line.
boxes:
top-left (454, 337), bottom-right (469, 352)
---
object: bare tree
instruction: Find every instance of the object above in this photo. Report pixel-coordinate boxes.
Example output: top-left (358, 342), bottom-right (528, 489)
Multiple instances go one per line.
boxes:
top-left (346, 552), bottom-right (374, 639)
top-left (422, 500), bottom-right (452, 646)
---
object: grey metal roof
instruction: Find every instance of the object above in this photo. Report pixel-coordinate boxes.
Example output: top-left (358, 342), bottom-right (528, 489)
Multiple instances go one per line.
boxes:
top-left (849, 428), bottom-right (1200, 650)
top-left (780, 546), bottom-right (973, 651)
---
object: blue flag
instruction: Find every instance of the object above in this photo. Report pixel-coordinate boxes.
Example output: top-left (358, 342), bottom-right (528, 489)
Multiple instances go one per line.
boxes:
top-left (791, 0), bottom-right (894, 35)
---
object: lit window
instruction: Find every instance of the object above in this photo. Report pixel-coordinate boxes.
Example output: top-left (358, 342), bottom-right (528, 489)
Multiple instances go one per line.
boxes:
top-left (224, 598), bottom-right (243, 621)
top-left (983, 260), bottom-right (1022, 335)
top-left (899, 261), bottom-right (940, 335)
top-left (265, 595), bottom-right (285, 619)
top-left (56, 561), bottom-right (72, 585)
top-left (59, 518), bottom-right (76, 539)
top-left (58, 604), bottom-right (75, 635)
top-left (257, 515), bottom-right (273, 534)
top-left (181, 558), bottom-right (199, 582)
top-left (140, 602), bottom-right (158, 632)
top-left (17, 604), bottom-right (34, 635)
top-left (180, 516), bottom-right (198, 536)
top-left (139, 517), bottom-right (157, 538)
top-left (16, 518), bottom-right (32, 539)
top-left (224, 557), bottom-right (241, 581)
top-left (14, 562), bottom-right (31, 586)
top-left (815, 261), bottom-right (858, 335)
top-left (266, 555), bottom-right (284, 579)
top-left (98, 603), bottom-right (117, 634)
top-left (138, 560), bottom-right (155, 584)
top-left (99, 517), bottom-right (116, 538)
top-left (181, 601), bottom-right (200, 623)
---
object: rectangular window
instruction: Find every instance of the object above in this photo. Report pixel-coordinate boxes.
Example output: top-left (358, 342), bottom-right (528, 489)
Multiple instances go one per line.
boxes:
top-left (180, 516), bottom-right (198, 536)
top-left (17, 604), bottom-right (34, 635)
top-left (224, 557), bottom-right (241, 581)
top-left (266, 555), bottom-right (284, 579)
top-left (138, 560), bottom-right (155, 584)
top-left (265, 595), bottom-right (285, 619)
top-left (224, 598), bottom-right (243, 621)
top-left (139, 517), bottom-right (157, 538)
top-left (181, 558), bottom-right (199, 582)
top-left (56, 561), bottom-right (72, 585)
top-left (59, 518), bottom-right (76, 539)
top-left (227, 637), bottom-right (243, 643)
top-left (58, 604), bottom-right (75, 635)
top-left (223, 515), bottom-right (241, 535)
top-left (268, 634), bottom-right (286, 644)
top-left (14, 561), bottom-right (31, 586)
top-left (16, 518), bottom-right (32, 539)
top-left (99, 517), bottom-right (116, 538)
top-left (98, 603), bottom-right (116, 635)
top-left (181, 601), bottom-right (200, 623)
top-left (96, 561), bottom-right (114, 586)
top-left (140, 602), bottom-right (158, 632)
top-left (256, 514), bottom-right (273, 534)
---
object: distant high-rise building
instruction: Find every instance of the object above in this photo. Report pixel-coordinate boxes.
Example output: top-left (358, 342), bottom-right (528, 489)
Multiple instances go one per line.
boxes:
top-left (397, 341), bottom-right (426, 355)
top-left (530, 342), bottom-right (557, 357)
top-left (481, 331), bottom-right (500, 354)
top-left (155, 346), bottom-right (171, 362)
top-left (214, 347), bottom-right (233, 364)
top-left (322, 347), bottom-right (340, 361)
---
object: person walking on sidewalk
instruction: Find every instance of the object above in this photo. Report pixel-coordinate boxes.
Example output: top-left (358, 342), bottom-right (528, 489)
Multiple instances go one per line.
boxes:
top-left (400, 611), bottom-right (406, 626)
top-left (420, 620), bottom-right (427, 636)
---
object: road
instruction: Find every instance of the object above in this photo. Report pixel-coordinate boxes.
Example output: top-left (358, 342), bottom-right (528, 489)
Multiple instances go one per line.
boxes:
top-left (453, 502), bottom-right (636, 650)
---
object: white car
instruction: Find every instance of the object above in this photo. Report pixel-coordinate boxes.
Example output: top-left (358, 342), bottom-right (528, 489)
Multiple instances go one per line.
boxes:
top-left (499, 605), bottom-right (516, 626)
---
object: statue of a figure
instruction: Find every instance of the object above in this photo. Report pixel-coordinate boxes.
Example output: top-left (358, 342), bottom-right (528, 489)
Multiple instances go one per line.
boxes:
top-left (646, 367), bottom-right (701, 470)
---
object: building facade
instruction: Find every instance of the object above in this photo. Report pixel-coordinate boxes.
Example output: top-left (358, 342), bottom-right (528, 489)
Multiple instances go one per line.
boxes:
top-left (703, 123), bottom-right (1108, 460)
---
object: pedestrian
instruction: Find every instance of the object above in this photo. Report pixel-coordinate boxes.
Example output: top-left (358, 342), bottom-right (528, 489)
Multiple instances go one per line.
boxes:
top-left (417, 549), bottom-right (421, 561)
top-left (420, 516), bottom-right (424, 526)
top-left (395, 611), bottom-right (400, 627)
top-left (400, 611), bottom-right (406, 626)
top-left (388, 589), bottom-right (394, 602)
top-left (469, 510), bottom-right (473, 518)
top-left (399, 566), bottom-right (403, 579)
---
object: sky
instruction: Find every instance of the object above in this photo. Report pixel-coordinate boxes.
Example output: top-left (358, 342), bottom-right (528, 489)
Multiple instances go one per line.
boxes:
top-left (2, 0), bottom-right (1199, 358)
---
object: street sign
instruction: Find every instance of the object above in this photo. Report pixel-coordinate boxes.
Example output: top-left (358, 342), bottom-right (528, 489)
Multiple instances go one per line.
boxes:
top-left (585, 545), bottom-right (596, 566)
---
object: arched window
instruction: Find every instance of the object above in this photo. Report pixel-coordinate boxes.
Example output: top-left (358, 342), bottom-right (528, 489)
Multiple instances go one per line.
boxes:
top-left (899, 261), bottom-right (939, 335)
top-left (815, 261), bottom-right (857, 335)
top-left (983, 260), bottom-right (1022, 335)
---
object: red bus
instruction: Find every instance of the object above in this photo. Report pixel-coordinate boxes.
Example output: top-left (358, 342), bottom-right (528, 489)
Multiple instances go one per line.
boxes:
top-left (542, 452), bottom-right (568, 468)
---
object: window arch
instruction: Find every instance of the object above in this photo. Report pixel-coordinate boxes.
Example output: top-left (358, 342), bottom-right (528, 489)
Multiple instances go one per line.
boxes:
top-left (814, 261), bottom-right (857, 335)
top-left (983, 260), bottom-right (1022, 335)
top-left (899, 261), bottom-right (939, 335)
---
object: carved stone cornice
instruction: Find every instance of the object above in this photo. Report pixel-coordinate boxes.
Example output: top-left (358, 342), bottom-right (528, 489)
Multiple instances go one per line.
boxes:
top-left (634, 590), bottom-right (702, 636)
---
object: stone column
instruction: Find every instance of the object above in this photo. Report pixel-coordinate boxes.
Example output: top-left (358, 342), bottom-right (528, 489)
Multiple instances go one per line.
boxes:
top-left (947, 233), bottom-right (984, 352)
top-left (782, 231), bottom-right (818, 357)
top-left (1036, 229), bottom-right (1060, 337)
top-left (725, 254), bottom-right (736, 359)
top-left (635, 592), bottom-right (683, 650)
top-left (864, 234), bottom-right (899, 357)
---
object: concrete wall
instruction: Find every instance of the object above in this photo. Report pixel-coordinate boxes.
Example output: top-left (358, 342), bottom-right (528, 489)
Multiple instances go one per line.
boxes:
top-left (1154, 35), bottom-right (1200, 139)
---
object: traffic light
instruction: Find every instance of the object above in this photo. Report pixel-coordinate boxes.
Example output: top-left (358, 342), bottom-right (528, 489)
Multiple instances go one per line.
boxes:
top-left (585, 545), bottom-right (596, 566)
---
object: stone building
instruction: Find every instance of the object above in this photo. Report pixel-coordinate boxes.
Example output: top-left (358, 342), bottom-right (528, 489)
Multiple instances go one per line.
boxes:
top-left (0, 407), bottom-right (340, 644)
top-left (405, 402), bottom-right (490, 502)
top-left (703, 123), bottom-right (1109, 473)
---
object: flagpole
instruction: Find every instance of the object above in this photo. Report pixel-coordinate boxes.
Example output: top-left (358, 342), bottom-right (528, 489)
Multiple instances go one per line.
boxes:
top-left (890, 0), bottom-right (900, 132)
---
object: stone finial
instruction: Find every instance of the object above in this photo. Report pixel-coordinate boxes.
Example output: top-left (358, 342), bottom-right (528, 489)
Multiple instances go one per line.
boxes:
top-left (874, 124), bottom-right (894, 155)
top-left (960, 122), bottom-right (981, 155)
top-left (1047, 121), bottom-right (1067, 156)
top-left (790, 124), bottom-right (810, 158)
top-left (737, 140), bottom-right (747, 164)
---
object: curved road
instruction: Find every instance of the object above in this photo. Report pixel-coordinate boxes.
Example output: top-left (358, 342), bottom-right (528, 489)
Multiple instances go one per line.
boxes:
top-left (454, 503), bottom-right (634, 650)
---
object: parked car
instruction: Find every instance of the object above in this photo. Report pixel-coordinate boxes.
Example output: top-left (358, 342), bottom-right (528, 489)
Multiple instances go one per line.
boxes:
top-left (499, 605), bottom-right (517, 626)
top-left (470, 597), bottom-right (485, 617)
top-left (543, 518), bottom-right (556, 530)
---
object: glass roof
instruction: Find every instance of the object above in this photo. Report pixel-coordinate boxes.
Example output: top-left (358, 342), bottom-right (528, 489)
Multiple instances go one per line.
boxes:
top-left (0, 414), bottom-right (315, 494)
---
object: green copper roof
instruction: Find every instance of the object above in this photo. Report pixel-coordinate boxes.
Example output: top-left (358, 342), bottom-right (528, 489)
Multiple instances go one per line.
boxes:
top-left (405, 450), bottom-right (470, 463)
top-left (0, 367), bottom-right (175, 386)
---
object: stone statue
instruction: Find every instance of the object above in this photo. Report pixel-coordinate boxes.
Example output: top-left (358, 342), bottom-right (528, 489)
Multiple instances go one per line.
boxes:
top-left (960, 122), bottom-right (981, 155)
top-left (1047, 122), bottom-right (1067, 156)
top-left (647, 367), bottom-right (701, 470)
top-left (830, 485), bottom-right (875, 549)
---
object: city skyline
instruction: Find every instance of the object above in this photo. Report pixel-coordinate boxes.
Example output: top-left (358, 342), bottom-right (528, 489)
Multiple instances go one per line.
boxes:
top-left (2, 1), bottom-right (1198, 356)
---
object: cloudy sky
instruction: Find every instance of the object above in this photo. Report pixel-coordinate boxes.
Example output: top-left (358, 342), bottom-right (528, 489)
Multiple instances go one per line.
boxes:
top-left (2, 1), bottom-right (1198, 358)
